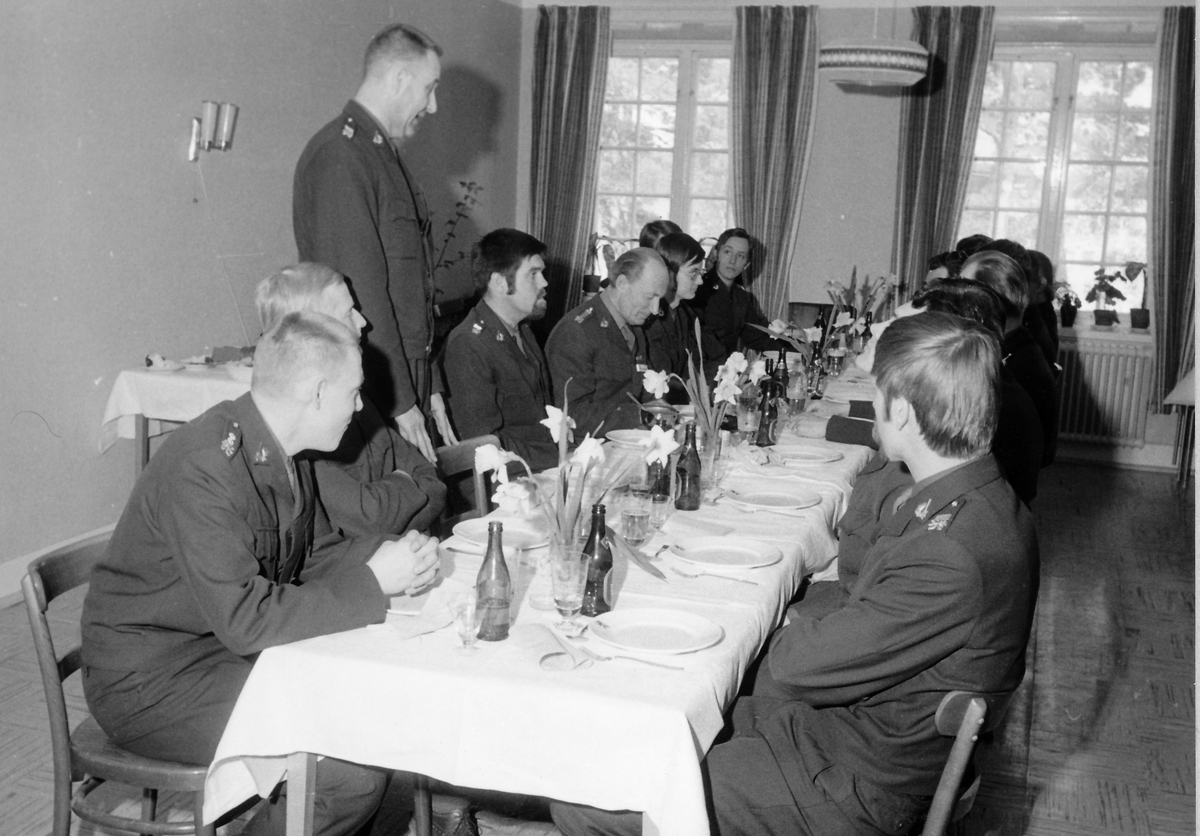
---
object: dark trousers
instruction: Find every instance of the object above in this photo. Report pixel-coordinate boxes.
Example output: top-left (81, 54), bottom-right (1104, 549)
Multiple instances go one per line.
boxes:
top-left (550, 700), bottom-right (925, 836)
top-left (83, 644), bottom-right (387, 836)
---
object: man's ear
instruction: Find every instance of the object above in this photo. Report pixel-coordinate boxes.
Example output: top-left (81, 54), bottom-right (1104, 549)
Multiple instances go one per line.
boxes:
top-left (487, 271), bottom-right (509, 297)
top-left (890, 396), bottom-right (912, 431)
top-left (311, 377), bottom-right (328, 410)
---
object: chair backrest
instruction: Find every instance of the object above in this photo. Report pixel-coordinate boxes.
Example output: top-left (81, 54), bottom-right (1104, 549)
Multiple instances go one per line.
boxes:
top-left (21, 527), bottom-right (115, 783)
top-left (921, 689), bottom-right (1014, 836)
top-left (435, 435), bottom-right (499, 536)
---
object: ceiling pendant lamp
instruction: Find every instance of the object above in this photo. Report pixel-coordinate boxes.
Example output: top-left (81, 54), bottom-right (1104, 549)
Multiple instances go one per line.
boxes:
top-left (818, 7), bottom-right (929, 88)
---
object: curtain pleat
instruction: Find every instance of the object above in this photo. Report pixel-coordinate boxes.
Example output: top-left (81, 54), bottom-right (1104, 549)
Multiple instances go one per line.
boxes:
top-left (891, 6), bottom-right (995, 301)
top-left (529, 5), bottom-right (611, 335)
top-left (731, 6), bottom-right (820, 320)
top-left (1150, 6), bottom-right (1195, 407)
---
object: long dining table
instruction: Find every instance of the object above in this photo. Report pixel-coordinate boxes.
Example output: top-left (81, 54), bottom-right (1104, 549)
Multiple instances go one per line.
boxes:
top-left (201, 431), bottom-right (873, 836)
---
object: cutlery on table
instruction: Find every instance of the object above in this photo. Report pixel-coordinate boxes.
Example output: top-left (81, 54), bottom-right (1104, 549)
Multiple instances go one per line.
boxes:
top-left (576, 643), bottom-right (684, 670)
top-left (668, 566), bottom-right (759, 586)
top-left (723, 504), bottom-right (806, 518)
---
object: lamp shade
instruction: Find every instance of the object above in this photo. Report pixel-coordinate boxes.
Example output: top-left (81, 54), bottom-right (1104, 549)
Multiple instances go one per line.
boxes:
top-left (818, 38), bottom-right (930, 87)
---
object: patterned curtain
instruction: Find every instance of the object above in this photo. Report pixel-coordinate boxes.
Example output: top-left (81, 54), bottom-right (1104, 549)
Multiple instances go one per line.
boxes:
top-left (731, 6), bottom-right (821, 320)
top-left (1150, 6), bottom-right (1195, 408)
top-left (891, 6), bottom-right (995, 301)
top-left (530, 5), bottom-right (611, 337)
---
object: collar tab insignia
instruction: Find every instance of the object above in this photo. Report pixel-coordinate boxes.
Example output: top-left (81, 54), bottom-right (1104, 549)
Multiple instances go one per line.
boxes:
top-left (914, 498), bottom-right (932, 520)
top-left (372, 131), bottom-right (384, 145)
top-left (254, 444), bottom-right (270, 465)
top-left (341, 120), bottom-right (355, 139)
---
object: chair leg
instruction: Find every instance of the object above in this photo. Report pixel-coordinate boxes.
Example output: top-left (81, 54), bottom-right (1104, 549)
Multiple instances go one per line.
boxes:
top-left (413, 775), bottom-right (433, 836)
top-left (141, 786), bottom-right (158, 836)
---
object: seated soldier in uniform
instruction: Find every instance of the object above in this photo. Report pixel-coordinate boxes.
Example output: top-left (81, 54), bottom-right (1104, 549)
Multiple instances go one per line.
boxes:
top-left (82, 312), bottom-right (441, 836)
top-left (257, 263), bottom-right (445, 537)
top-left (442, 228), bottom-right (557, 471)
top-left (551, 312), bottom-right (1040, 836)
top-left (546, 248), bottom-right (668, 438)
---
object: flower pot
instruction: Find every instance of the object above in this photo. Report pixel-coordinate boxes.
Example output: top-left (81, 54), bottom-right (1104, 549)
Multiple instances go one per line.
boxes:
top-left (1129, 308), bottom-right (1150, 330)
top-left (1060, 304), bottom-right (1078, 328)
top-left (1093, 309), bottom-right (1119, 327)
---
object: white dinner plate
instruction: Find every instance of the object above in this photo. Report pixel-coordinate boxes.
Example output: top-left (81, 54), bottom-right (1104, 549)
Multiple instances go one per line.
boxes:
top-left (670, 537), bottom-right (781, 569)
top-left (452, 517), bottom-right (548, 550)
top-left (591, 608), bottom-right (724, 655)
top-left (606, 429), bottom-right (652, 448)
top-left (725, 488), bottom-right (821, 510)
top-left (775, 447), bottom-right (844, 465)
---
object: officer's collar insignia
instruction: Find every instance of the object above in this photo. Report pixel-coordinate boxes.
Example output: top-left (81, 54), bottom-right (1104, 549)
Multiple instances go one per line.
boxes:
top-left (471, 321), bottom-right (483, 335)
top-left (341, 121), bottom-right (355, 139)
top-left (254, 444), bottom-right (270, 465)
top-left (928, 513), bottom-right (952, 531)
top-left (914, 498), bottom-right (932, 520)
top-left (600, 319), bottom-right (609, 328)
top-left (372, 132), bottom-right (384, 145)
top-left (496, 332), bottom-right (505, 341)
top-left (220, 431), bottom-right (238, 458)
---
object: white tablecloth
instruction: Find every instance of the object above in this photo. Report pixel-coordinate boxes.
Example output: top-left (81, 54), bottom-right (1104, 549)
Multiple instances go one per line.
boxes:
top-left (99, 365), bottom-right (252, 453)
top-left (202, 434), bottom-right (873, 835)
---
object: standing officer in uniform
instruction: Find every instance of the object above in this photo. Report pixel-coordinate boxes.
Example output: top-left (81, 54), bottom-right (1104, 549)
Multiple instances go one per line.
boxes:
top-left (81, 312), bottom-right (441, 836)
top-left (293, 22), bottom-right (456, 463)
top-left (443, 229), bottom-right (557, 471)
top-left (546, 248), bottom-right (668, 438)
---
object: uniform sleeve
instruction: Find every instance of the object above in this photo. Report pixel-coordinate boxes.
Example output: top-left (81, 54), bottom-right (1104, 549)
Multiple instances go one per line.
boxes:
top-left (547, 324), bottom-right (606, 437)
top-left (314, 457), bottom-right (441, 538)
top-left (294, 141), bottom-right (416, 415)
top-left (158, 449), bottom-right (388, 657)
top-left (765, 533), bottom-right (980, 706)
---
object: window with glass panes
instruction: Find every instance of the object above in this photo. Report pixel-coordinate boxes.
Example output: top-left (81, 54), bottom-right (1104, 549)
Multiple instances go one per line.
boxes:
top-left (958, 49), bottom-right (1154, 311)
top-left (594, 46), bottom-right (732, 246)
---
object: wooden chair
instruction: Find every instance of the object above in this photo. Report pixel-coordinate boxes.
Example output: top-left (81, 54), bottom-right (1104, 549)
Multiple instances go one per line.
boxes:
top-left (22, 527), bottom-right (218, 836)
top-left (921, 690), bottom-right (1014, 836)
top-left (435, 434), bottom-right (499, 536)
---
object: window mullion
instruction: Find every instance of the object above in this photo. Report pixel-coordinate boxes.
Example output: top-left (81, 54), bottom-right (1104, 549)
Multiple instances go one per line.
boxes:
top-left (674, 49), bottom-right (695, 232)
top-left (1041, 53), bottom-right (1076, 263)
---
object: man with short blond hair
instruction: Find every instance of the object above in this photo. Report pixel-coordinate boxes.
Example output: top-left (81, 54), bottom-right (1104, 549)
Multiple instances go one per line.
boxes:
top-left (82, 311), bottom-right (440, 836)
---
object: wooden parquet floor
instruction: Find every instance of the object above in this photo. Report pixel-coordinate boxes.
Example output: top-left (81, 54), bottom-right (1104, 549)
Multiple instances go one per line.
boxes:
top-left (0, 463), bottom-right (1193, 835)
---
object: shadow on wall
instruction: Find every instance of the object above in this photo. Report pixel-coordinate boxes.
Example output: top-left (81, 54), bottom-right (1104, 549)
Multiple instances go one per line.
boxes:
top-left (408, 64), bottom-right (504, 308)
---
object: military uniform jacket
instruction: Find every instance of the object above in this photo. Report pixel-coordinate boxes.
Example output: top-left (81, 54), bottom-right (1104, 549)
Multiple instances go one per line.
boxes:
top-left (642, 303), bottom-right (701, 406)
top-left (751, 456), bottom-right (1039, 798)
top-left (545, 296), bottom-right (647, 438)
top-left (689, 269), bottom-right (775, 377)
top-left (443, 300), bottom-right (558, 472)
top-left (1003, 325), bottom-right (1058, 467)
top-left (82, 393), bottom-right (388, 674)
top-left (293, 100), bottom-right (436, 419)
top-left (314, 395), bottom-right (446, 538)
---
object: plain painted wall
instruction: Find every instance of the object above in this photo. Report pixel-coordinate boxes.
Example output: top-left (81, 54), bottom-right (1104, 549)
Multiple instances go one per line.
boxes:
top-left (0, 0), bottom-right (525, 570)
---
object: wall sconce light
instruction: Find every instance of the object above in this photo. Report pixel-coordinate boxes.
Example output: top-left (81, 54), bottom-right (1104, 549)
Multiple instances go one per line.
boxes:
top-left (188, 100), bottom-right (239, 161)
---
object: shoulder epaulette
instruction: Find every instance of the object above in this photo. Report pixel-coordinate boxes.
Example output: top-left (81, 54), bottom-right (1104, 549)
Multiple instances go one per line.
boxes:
top-left (219, 419), bottom-right (242, 459)
top-left (575, 307), bottom-right (595, 325)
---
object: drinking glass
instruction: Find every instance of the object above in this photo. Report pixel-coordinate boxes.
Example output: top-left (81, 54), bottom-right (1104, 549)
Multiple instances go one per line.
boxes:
top-left (650, 493), bottom-right (672, 531)
top-left (451, 592), bottom-right (480, 654)
top-left (736, 391), bottom-right (761, 433)
top-left (550, 548), bottom-right (588, 637)
top-left (621, 489), bottom-right (652, 546)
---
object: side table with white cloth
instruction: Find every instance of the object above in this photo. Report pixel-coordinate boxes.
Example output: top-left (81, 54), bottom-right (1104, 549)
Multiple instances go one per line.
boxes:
top-left (202, 432), bottom-right (873, 836)
top-left (99, 365), bottom-right (252, 477)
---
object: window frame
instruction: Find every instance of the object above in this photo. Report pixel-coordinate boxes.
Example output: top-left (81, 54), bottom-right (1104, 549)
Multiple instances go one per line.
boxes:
top-left (962, 41), bottom-right (1156, 311)
top-left (594, 39), bottom-right (734, 244)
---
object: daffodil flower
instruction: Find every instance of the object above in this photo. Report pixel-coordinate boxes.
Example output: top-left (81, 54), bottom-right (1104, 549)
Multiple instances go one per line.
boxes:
top-left (571, 436), bottom-right (605, 466)
top-left (643, 424), bottom-right (680, 466)
top-left (493, 479), bottom-right (536, 516)
top-left (767, 318), bottom-right (792, 337)
top-left (803, 326), bottom-right (823, 343)
top-left (642, 369), bottom-right (671, 399)
top-left (716, 352), bottom-right (748, 385)
top-left (474, 443), bottom-right (514, 483)
top-left (713, 376), bottom-right (741, 406)
top-left (540, 406), bottom-right (576, 444)
top-left (748, 359), bottom-right (767, 384)
top-left (833, 311), bottom-right (855, 330)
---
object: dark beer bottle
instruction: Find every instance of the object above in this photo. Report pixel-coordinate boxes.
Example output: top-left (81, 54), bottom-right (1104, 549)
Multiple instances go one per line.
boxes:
top-left (580, 504), bottom-right (613, 617)
top-left (674, 422), bottom-right (702, 511)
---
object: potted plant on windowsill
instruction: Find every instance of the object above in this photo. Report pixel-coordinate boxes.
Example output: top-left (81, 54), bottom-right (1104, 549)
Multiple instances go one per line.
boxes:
top-left (1125, 261), bottom-right (1150, 330)
top-left (1086, 266), bottom-right (1130, 328)
top-left (1054, 283), bottom-right (1082, 328)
